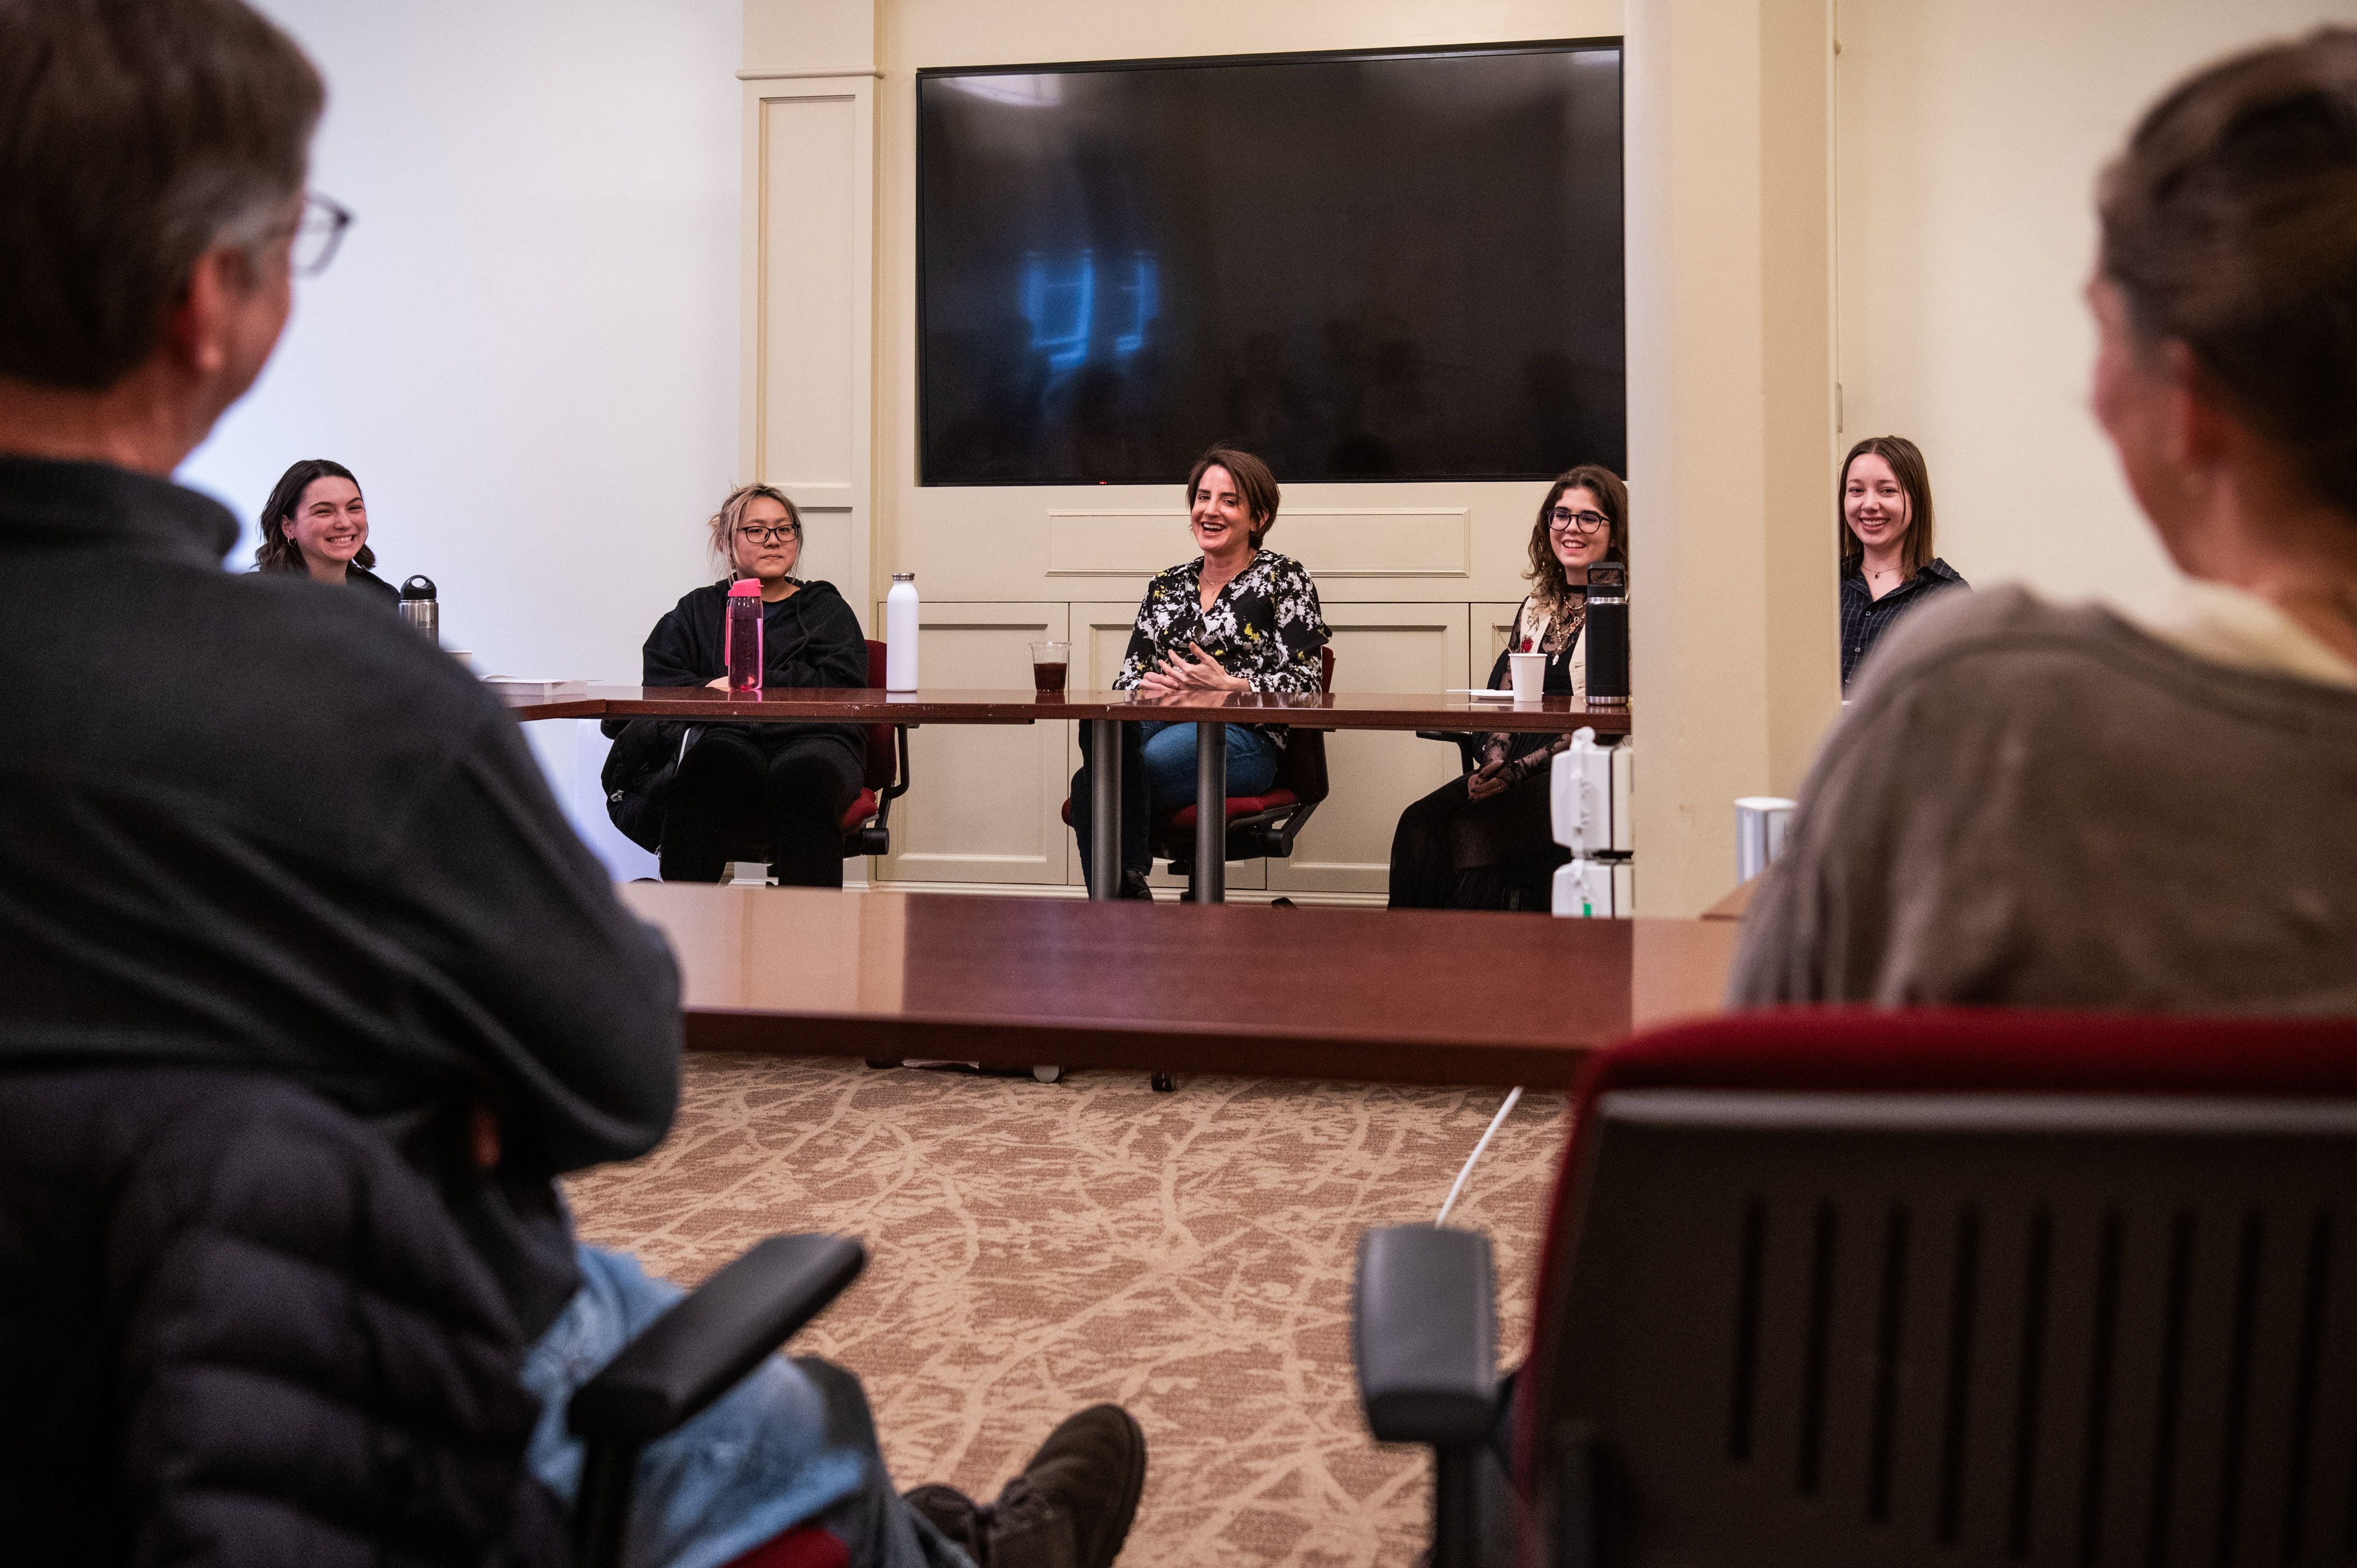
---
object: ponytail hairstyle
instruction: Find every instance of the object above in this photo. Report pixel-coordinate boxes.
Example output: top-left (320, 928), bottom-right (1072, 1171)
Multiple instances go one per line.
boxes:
top-left (2098, 26), bottom-right (2357, 526)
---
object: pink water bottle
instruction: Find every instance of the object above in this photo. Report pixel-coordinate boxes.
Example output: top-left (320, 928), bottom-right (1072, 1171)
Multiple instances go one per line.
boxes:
top-left (724, 579), bottom-right (763, 693)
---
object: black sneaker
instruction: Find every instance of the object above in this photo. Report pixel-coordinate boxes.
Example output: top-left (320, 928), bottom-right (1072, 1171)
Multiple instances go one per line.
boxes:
top-left (908, 1404), bottom-right (1147, 1568)
top-left (1118, 870), bottom-right (1155, 902)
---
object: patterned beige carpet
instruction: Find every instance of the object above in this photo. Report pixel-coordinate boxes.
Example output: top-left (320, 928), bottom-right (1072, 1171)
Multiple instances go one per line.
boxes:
top-left (567, 1055), bottom-right (1568, 1567)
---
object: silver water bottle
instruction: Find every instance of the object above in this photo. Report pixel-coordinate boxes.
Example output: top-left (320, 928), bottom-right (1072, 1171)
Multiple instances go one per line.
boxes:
top-left (398, 575), bottom-right (439, 645)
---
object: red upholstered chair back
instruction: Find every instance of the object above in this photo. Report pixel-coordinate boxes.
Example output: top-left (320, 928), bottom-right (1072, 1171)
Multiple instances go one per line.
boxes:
top-left (1516, 1010), bottom-right (2357, 1567)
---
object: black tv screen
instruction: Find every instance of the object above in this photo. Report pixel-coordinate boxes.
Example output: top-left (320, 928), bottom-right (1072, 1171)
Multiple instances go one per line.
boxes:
top-left (917, 42), bottom-right (1624, 486)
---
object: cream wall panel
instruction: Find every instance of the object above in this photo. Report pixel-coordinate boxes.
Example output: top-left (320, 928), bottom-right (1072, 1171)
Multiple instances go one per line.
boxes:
top-left (873, 602), bottom-right (1071, 885)
top-left (1832, 0), bottom-right (2352, 604)
top-left (1046, 510), bottom-right (1471, 580)
top-left (744, 75), bottom-right (876, 631)
top-left (1268, 603), bottom-right (1470, 897)
top-left (1479, 602), bottom-right (1528, 673)
top-left (793, 507), bottom-right (857, 599)
top-left (1624, 0), bottom-right (1838, 916)
top-left (864, 0), bottom-right (1622, 608)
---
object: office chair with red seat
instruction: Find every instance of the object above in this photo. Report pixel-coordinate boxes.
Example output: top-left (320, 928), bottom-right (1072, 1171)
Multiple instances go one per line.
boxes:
top-left (718, 639), bottom-right (910, 871)
top-left (1354, 1010), bottom-right (2357, 1567)
top-left (1153, 644), bottom-right (1336, 902)
top-left (1056, 645), bottom-right (1335, 903)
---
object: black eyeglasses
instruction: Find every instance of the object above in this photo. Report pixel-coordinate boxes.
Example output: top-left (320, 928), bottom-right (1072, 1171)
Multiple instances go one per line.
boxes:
top-left (292, 195), bottom-right (353, 277)
top-left (1549, 507), bottom-right (1608, 535)
top-left (737, 523), bottom-right (801, 545)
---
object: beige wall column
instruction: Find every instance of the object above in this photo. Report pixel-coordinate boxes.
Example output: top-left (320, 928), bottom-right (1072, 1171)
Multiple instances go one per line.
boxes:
top-left (1625, 0), bottom-right (1840, 916)
top-left (741, 0), bottom-right (881, 626)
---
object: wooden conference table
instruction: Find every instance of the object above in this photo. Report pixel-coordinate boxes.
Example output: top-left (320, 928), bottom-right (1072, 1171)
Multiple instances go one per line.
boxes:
top-left (510, 685), bottom-right (1632, 902)
top-left (617, 882), bottom-right (1736, 1090)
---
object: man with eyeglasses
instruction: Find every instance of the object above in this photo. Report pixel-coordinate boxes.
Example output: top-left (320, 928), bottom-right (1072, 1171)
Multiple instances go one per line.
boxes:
top-left (0, 3), bottom-right (1141, 1565)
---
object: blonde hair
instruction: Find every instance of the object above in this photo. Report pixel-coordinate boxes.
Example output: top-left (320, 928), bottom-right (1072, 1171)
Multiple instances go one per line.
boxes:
top-left (707, 483), bottom-right (801, 577)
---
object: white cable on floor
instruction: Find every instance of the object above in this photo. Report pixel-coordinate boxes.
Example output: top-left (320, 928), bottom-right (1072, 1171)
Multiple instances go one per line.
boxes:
top-left (1435, 1086), bottom-right (1523, 1227)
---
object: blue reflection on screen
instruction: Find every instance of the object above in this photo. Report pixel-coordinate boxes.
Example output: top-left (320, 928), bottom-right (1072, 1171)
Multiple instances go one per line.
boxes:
top-left (1020, 251), bottom-right (1159, 378)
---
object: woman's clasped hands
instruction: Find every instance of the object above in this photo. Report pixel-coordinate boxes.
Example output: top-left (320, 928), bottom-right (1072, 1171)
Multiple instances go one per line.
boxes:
top-left (1136, 641), bottom-right (1249, 698)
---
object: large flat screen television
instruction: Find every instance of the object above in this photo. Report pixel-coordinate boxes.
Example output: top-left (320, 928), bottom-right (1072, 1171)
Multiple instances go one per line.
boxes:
top-left (917, 41), bottom-right (1624, 487)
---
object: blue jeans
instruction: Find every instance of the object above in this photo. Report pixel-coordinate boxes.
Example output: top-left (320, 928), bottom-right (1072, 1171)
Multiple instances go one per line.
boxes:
top-left (1070, 721), bottom-right (1281, 892)
top-left (523, 1245), bottom-right (973, 1568)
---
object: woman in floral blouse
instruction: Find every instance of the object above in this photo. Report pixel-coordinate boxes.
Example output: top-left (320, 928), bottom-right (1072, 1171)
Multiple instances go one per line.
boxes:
top-left (1071, 446), bottom-right (1331, 898)
top-left (1388, 464), bottom-right (1627, 910)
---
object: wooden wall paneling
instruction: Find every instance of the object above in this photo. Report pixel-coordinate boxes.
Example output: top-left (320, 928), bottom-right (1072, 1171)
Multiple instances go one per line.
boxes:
top-left (745, 75), bottom-right (874, 631)
top-left (1478, 600), bottom-right (1527, 680)
top-left (1266, 602), bottom-right (1471, 897)
top-left (872, 603), bottom-right (1071, 886)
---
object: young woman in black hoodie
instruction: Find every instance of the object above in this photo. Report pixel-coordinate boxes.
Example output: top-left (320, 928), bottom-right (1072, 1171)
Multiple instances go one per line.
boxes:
top-left (624, 483), bottom-right (870, 886)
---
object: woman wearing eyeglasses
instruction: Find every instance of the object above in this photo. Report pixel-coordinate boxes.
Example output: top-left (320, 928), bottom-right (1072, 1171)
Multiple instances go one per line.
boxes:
top-left (1388, 464), bottom-right (1629, 910)
top-left (604, 484), bottom-right (869, 886)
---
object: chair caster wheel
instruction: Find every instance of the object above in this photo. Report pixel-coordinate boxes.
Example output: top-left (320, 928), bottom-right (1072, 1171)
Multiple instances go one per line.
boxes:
top-left (864, 1059), bottom-right (896, 1070)
top-left (1151, 1072), bottom-right (1176, 1093)
top-left (1033, 1065), bottom-right (1062, 1084)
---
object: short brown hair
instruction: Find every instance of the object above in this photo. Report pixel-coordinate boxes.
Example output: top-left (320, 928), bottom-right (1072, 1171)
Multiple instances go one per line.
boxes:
top-left (2099, 26), bottom-right (2357, 521)
top-left (1836, 435), bottom-right (1937, 578)
top-left (0, 0), bottom-right (323, 390)
top-left (1187, 447), bottom-right (1281, 548)
top-left (256, 458), bottom-right (374, 574)
top-left (1524, 464), bottom-right (1629, 589)
top-left (708, 484), bottom-right (803, 575)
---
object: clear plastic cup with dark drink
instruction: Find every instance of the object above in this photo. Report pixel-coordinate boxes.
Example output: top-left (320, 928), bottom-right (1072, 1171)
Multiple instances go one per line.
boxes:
top-left (1030, 640), bottom-right (1071, 696)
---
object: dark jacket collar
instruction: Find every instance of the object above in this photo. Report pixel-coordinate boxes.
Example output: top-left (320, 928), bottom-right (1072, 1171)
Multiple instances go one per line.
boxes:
top-left (0, 455), bottom-right (241, 567)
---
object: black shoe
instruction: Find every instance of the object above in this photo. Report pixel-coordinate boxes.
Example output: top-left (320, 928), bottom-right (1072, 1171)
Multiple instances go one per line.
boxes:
top-left (913, 1405), bottom-right (1147, 1568)
top-left (1118, 870), bottom-right (1154, 902)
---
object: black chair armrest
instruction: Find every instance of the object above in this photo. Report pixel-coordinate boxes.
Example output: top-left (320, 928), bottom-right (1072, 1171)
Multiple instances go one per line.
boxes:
top-left (1352, 1225), bottom-right (1496, 1446)
top-left (570, 1234), bottom-right (865, 1445)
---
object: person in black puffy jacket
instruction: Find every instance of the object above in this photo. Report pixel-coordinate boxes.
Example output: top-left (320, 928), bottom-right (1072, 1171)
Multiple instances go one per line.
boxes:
top-left (617, 484), bottom-right (870, 887)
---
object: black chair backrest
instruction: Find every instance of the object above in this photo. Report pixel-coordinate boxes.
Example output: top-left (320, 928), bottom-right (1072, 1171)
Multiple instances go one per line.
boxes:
top-left (859, 640), bottom-right (894, 790)
top-left (0, 1068), bottom-right (557, 1567)
top-left (1266, 645), bottom-right (1335, 806)
top-left (1531, 1086), bottom-right (2357, 1567)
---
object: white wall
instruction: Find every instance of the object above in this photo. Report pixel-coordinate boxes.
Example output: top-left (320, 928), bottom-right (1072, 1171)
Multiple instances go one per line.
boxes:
top-left (181, 0), bottom-right (743, 686)
top-left (1835, 0), bottom-right (2357, 604)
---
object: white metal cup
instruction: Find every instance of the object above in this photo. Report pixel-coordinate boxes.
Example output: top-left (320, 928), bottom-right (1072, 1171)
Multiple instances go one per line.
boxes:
top-left (1735, 796), bottom-right (1797, 882)
top-left (1508, 651), bottom-right (1546, 703)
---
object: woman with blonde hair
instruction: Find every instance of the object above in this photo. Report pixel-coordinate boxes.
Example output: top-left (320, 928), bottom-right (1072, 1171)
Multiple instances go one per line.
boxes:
top-left (604, 483), bottom-right (869, 885)
top-left (1388, 463), bottom-right (1627, 910)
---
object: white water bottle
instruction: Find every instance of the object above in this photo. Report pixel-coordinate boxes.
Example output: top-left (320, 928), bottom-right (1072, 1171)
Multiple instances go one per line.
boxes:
top-left (885, 572), bottom-right (919, 691)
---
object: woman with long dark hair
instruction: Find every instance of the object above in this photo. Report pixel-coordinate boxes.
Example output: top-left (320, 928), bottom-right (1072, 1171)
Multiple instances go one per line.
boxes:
top-left (254, 457), bottom-right (397, 602)
top-left (604, 483), bottom-right (869, 887)
top-left (1836, 434), bottom-right (1966, 690)
top-left (1387, 464), bottom-right (1627, 910)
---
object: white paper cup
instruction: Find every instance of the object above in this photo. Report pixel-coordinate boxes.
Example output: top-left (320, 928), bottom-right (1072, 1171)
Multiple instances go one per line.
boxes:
top-left (1508, 651), bottom-right (1545, 702)
top-left (445, 649), bottom-right (474, 671)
